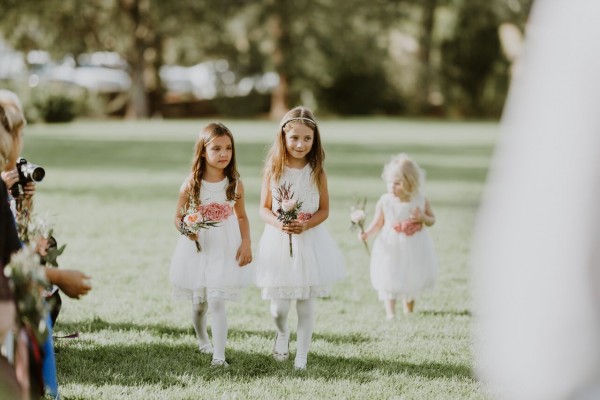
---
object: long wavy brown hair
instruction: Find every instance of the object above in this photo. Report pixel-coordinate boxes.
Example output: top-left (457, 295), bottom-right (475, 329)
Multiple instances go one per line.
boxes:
top-left (264, 106), bottom-right (325, 188)
top-left (188, 122), bottom-right (240, 205)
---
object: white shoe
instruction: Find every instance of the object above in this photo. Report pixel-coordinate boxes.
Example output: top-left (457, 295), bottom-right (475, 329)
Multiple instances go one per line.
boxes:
top-left (294, 359), bottom-right (307, 370)
top-left (210, 359), bottom-right (229, 368)
top-left (198, 343), bottom-right (213, 354)
top-left (272, 332), bottom-right (289, 362)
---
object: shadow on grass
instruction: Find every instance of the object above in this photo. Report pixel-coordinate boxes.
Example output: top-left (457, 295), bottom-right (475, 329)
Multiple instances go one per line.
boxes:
top-left (56, 343), bottom-right (474, 387)
top-left (419, 309), bottom-right (472, 317)
top-left (55, 319), bottom-right (372, 345)
top-left (54, 319), bottom-right (474, 388)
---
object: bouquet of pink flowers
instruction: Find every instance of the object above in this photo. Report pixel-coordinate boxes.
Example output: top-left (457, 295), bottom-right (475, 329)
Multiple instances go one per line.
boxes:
top-left (274, 182), bottom-right (303, 257)
top-left (393, 220), bottom-right (423, 236)
top-left (297, 212), bottom-right (312, 222)
top-left (350, 197), bottom-right (369, 254)
top-left (180, 194), bottom-right (232, 252)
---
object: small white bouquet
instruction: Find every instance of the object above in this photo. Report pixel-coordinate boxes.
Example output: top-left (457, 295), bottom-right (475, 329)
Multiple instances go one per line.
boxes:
top-left (350, 197), bottom-right (370, 254)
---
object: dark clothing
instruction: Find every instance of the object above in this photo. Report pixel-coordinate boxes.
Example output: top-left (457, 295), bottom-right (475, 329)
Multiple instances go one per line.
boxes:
top-left (0, 179), bottom-right (20, 300)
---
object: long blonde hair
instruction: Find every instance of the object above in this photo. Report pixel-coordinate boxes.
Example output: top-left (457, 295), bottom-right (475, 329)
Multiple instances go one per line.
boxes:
top-left (0, 90), bottom-right (26, 171)
top-left (188, 122), bottom-right (240, 205)
top-left (382, 153), bottom-right (424, 199)
top-left (264, 106), bottom-right (325, 188)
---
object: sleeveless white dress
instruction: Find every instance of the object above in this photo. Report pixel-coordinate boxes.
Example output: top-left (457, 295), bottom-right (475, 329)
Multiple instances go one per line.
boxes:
top-left (169, 178), bottom-right (254, 303)
top-left (370, 193), bottom-right (437, 300)
top-left (255, 164), bottom-right (346, 299)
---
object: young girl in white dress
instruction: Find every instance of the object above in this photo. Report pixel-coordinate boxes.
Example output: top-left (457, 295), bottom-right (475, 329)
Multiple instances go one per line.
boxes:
top-left (255, 106), bottom-right (346, 370)
top-left (169, 122), bottom-right (254, 367)
top-left (360, 153), bottom-right (437, 319)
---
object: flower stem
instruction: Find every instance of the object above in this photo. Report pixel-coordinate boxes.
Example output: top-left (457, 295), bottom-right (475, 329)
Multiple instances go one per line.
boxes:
top-left (194, 240), bottom-right (202, 253)
top-left (288, 234), bottom-right (293, 257)
top-left (359, 226), bottom-right (370, 255)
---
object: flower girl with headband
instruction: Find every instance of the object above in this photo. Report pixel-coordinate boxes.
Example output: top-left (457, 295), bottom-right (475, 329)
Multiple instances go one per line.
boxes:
top-left (255, 106), bottom-right (346, 370)
top-left (359, 153), bottom-right (437, 319)
top-left (169, 122), bottom-right (254, 367)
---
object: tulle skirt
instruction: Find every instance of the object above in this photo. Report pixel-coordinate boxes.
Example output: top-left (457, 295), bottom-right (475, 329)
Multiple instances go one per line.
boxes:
top-left (169, 218), bottom-right (254, 303)
top-left (370, 228), bottom-right (437, 300)
top-left (255, 224), bottom-right (346, 299)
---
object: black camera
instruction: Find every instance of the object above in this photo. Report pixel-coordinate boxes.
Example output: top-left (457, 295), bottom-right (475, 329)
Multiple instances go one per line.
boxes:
top-left (10, 157), bottom-right (45, 197)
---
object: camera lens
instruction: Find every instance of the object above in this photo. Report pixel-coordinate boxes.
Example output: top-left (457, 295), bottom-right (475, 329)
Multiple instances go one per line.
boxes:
top-left (30, 166), bottom-right (45, 182)
top-left (22, 162), bottom-right (45, 182)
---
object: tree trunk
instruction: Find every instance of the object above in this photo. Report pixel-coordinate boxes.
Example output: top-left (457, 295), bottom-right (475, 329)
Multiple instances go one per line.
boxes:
top-left (416, 0), bottom-right (437, 114)
top-left (268, 5), bottom-right (291, 120)
top-left (122, 0), bottom-right (150, 119)
top-left (127, 57), bottom-right (149, 119)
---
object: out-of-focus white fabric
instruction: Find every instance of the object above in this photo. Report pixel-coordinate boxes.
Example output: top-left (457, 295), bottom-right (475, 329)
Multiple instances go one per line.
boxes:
top-left (472, 2), bottom-right (600, 399)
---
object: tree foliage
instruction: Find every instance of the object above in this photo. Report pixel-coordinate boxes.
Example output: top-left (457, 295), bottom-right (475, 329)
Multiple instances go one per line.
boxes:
top-left (0, 0), bottom-right (534, 118)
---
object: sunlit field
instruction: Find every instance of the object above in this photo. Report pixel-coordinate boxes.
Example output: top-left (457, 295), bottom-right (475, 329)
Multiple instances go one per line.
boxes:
top-left (24, 118), bottom-right (498, 400)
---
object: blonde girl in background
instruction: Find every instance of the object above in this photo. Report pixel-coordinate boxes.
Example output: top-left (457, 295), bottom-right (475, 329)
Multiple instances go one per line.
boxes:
top-left (169, 122), bottom-right (254, 368)
top-left (255, 106), bottom-right (346, 370)
top-left (360, 153), bottom-right (437, 319)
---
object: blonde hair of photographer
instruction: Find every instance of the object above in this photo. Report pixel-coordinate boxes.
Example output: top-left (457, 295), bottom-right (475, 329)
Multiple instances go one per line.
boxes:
top-left (0, 90), bottom-right (26, 172)
top-left (0, 91), bottom-right (25, 346)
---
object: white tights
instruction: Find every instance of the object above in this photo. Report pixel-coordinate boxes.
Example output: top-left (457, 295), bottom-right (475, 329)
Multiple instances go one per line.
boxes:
top-left (192, 299), bottom-right (228, 361)
top-left (270, 298), bottom-right (316, 367)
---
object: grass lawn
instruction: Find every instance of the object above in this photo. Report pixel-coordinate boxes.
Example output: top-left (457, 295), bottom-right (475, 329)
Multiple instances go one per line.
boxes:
top-left (24, 118), bottom-right (498, 400)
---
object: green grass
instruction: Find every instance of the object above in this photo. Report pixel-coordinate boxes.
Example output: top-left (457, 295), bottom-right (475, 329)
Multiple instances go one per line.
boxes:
top-left (24, 118), bottom-right (498, 399)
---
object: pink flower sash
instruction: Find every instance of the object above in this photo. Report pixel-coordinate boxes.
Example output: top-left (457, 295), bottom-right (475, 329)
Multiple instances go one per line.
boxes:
top-left (392, 220), bottom-right (423, 236)
top-left (198, 202), bottom-right (233, 222)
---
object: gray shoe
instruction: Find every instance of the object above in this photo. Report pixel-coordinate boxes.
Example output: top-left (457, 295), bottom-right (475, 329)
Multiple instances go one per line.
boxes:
top-left (272, 332), bottom-right (289, 362)
top-left (294, 360), bottom-right (307, 370)
top-left (198, 343), bottom-right (213, 354)
top-left (210, 359), bottom-right (229, 368)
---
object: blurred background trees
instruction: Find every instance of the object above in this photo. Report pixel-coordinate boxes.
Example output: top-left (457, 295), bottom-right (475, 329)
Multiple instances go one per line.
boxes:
top-left (0, 0), bottom-right (532, 120)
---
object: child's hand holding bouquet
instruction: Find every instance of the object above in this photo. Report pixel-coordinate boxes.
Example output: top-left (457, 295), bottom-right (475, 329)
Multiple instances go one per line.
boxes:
top-left (180, 194), bottom-right (231, 252)
top-left (350, 197), bottom-right (370, 254)
top-left (274, 182), bottom-right (303, 257)
top-left (393, 207), bottom-right (425, 236)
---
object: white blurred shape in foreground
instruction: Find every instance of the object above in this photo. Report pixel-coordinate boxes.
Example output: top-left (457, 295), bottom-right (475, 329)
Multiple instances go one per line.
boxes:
top-left (472, 1), bottom-right (600, 399)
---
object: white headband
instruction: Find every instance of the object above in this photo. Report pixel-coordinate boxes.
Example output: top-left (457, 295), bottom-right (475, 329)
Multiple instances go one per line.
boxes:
top-left (281, 117), bottom-right (316, 128)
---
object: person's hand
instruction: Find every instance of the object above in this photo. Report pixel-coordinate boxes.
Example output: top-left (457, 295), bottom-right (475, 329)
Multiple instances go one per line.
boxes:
top-left (187, 233), bottom-right (198, 241)
top-left (410, 207), bottom-right (424, 223)
top-left (48, 269), bottom-right (92, 299)
top-left (35, 236), bottom-right (49, 257)
top-left (394, 220), bottom-right (423, 236)
top-left (1, 168), bottom-right (18, 189)
top-left (22, 181), bottom-right (36, 197)
top-left (282, 220), bottom-right (306, 235)
top-left (0, 301), bottom-right (16, 343)
top-left (236, 241), bottom-right (252, 267)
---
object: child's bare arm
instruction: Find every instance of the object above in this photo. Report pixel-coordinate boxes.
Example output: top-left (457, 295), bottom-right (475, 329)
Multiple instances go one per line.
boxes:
top-left (259, 174), bottom-right (284, 230)
top-left (291, 171), bottom-right (329, 234)
top-left (233, 180), bottom-right (252, 266)
top-left (361, 198), bottom-right (384, 240)
top-left (412, 198), bottom-right (435, 227)
top-left (174, 177), bottom-right (197, 240)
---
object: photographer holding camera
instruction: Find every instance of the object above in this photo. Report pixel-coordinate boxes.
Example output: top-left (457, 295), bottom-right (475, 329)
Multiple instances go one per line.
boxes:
top-left (1, 158), bottom-right (38, 215)
top-left (1, 89), bottom-right (92, 397)
top-left (0, 90), bottom-right (91, 299)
